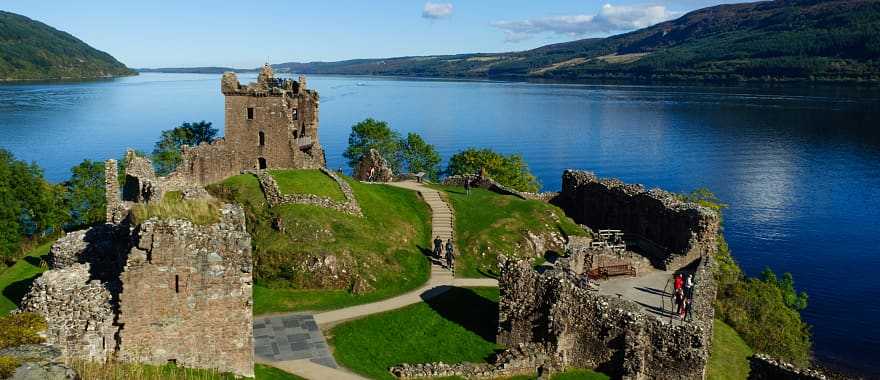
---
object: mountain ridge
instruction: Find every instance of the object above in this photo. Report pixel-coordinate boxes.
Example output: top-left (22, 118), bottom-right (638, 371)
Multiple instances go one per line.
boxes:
top-left (142, 0), bottom-right (880, 83)
top-left (0, 10), bottom-right (135, 81)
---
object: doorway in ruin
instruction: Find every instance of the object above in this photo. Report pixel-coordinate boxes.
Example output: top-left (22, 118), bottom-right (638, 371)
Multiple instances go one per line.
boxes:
top-left (258, 157), bottom-right (267, 170)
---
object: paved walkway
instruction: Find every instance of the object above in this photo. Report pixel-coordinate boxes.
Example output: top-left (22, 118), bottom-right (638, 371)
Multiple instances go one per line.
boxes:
top-left (258, 180), bottom-right (497, 379)
top-left (596, 268), bottom-right (694, 324)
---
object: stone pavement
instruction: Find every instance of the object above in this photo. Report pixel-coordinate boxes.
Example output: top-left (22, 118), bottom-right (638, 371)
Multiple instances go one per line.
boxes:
top-left (253, 314), bottom-right (336, 367)
top-left (257, 180), bottom-right (497, 379)
top-left (595, 268), bottom-right (692, 323)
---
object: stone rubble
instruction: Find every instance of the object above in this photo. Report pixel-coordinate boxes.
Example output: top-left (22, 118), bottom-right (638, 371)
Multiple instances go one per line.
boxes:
top-left (354, 148), bottom-right (394, 182)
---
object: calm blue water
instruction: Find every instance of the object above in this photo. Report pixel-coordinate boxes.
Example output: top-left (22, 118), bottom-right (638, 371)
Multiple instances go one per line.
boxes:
top-left (2, 73), bottom-right (879, 375)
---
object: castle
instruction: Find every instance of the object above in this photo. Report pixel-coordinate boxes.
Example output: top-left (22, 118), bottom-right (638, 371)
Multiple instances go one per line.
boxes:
top-left (137, 64), bottom-right (326, 193)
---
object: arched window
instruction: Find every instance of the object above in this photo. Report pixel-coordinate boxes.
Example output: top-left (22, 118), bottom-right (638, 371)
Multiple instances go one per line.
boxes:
top-left (259, 131), bottom-right (265, 146)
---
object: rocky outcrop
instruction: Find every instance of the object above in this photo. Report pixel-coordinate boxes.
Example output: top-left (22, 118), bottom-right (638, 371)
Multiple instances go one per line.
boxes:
top-left (552, 170), bottom-right (720, 270)
top-left (355, 149), bottom-right (394, 182)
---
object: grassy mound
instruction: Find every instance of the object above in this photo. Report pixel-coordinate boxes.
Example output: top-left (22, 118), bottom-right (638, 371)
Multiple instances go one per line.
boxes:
top-left (0, 241), bottom-right (51, 314)
top-left (271, 170), bottom-right (346, 202)
top-left (435, 187), bottom-right (586, 278)
top-left (708, 319), bottom-right (753, 380)
top-left (208, 172), bottom-right (431, 314)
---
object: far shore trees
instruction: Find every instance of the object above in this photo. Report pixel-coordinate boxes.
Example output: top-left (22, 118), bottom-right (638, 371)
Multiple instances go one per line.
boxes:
top-left (446, 148), bottom-right (540, 192)
top-left (152, 121), bottom-right (218, 175)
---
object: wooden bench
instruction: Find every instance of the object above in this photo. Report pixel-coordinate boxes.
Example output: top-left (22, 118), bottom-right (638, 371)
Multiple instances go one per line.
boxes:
top-left (589, 264), bottom-right (637, 280)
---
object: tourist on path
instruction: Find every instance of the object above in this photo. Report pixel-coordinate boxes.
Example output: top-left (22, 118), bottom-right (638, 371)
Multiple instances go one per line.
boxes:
top-left (433, 236), bottom-right (443, 260)
top-left (445, 239), bottom-right (455, 273)
top-left (674, 273), bottom-right (683, 291)
top-left (685, 274), bottom-right (694, 299)
top-left (464, 178), bottom-right (471, 196)
top-left (674, 288), bottom-right (685, 318)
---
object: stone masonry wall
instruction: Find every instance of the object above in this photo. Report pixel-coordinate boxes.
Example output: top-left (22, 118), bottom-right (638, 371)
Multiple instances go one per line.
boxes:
top-left (117, 204), bottom-right (254, 377)
top-left (553, 170), bottom-right (720, 270)
top-left (497, 256), bottom-right (714, 380)
top-left (20, 205), bottom-right (254, 377)
top-left (20, 263), bottom-right (118, 361)
top-left (747, 354), bottom-right (827, 380)
top-left (252, 168), bottom-right (362, 216)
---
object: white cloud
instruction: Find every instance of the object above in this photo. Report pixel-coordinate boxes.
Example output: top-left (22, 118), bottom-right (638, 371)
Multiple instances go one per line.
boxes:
top-left (492, 4), bottom-right (680, 42)
top-left (422, 2), bottom-right (454, 19)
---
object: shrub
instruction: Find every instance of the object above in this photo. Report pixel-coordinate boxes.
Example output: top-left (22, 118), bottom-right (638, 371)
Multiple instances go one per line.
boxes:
top-left (446, 148), bottom-right (540, 192)
top-left (0, 356), bottom-right (21, 378)
top-left (342, 119), bottom-right (402, 173)
top-left (0, 312), bottom-right (46, 349)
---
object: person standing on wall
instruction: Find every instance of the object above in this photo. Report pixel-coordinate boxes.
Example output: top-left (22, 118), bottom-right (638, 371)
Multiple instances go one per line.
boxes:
top-left (445, 238), bottom-right (455, 274)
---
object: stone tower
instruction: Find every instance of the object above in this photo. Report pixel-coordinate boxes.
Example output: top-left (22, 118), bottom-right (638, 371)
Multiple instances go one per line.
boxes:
top-left (220, 64), bottom-right (325, 172)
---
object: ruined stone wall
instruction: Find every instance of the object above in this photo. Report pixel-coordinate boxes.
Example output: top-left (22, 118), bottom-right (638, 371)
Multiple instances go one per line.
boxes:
top-left (252, 168), bottom-right (362, 216)
top-left (20, 205), bottom-right (254, 377)
top-left (442, 174), bottom-right (557, 201)
top-left (20, 263), bottom-right (118, 361)
top-left (553, 170), bottom-right (720, 270)
top-left (748, 354), bottom-right (827, 380)
top-left (497, 257), bottom-right (713, 380)
top-left (117, 204), bottom-right (254, 377)
top-left (174, 141), bottom-right (241, 186)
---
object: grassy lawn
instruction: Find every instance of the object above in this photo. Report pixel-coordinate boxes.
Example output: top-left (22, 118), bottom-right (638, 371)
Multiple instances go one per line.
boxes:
top-left (708, 319), bottom-right (753, 380)
top-left (255, 364), bottom-right (305, 380)
top-left (329, 287), bottom-right (502, 380)
top-left (131, 190), bottom-right (221, 225)
top-left (271, 169), bottom-right (346, 202)
top-left (209, 173), bottom-right (431, 314)
top-left (329, 287), bottom-right (608, 380)
top-left (434, 186), bottom-right (586, 278)
top-left (0, 241), bottom-right (52, 315)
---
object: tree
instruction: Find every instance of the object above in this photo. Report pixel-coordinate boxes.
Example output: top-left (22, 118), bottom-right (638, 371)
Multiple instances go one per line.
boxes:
top-left (0, 149), bottom-right (67, 262)
top-left (342, 118), bottom-right (402, 173)
top-left (152, 121), bottom-right (218, 175)
top-left (401, 133), bottom-right (441, 181)
top-left (446, 148), bottom-right (540, 192)
top-left (64, 160), bottom-right (106, 228)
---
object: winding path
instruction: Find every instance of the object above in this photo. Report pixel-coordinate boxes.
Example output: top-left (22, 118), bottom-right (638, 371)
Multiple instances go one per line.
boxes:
top-left (256, 180), bottom-right (497, 380)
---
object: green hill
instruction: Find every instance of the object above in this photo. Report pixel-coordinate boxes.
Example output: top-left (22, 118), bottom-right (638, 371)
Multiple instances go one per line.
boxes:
top-left (0, 10), bottom-right (135, 81)
top-left (268, 0), bottom-right (880, 82)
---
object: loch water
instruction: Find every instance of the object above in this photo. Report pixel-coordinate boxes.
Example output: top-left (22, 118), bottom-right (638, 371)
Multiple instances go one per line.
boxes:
top-left (1, 73), bottom-right (879, 375)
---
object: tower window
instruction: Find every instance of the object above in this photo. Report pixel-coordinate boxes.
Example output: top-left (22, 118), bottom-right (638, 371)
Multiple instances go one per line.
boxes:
top-left (175, 275), bottom-right (180, 293)
top-left (247, 107), bottom-right (254, 120)
top-left (259, 131), bottom-right (266, 146)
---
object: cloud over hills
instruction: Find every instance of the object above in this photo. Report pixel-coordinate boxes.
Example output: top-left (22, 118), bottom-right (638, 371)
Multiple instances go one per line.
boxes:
top-left (492, 3), bottom-right (679, 42)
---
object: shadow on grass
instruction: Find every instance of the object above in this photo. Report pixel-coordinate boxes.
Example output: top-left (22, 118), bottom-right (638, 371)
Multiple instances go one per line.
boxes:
top-left (420, 287), bottom-right (498, 343)
top-left (2, 272), bottom-right (42, 308)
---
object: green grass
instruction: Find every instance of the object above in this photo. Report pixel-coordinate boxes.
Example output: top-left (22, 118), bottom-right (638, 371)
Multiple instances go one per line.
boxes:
top-left (270, 170), bottom-right (346, 202)
top-left (0, 241), bottom-right (51, 314)
top-left (435, 186), bottom-right (586, 278)
top-left (708, 319), bottom-right (753, 380)
top-left (255, 364), bottom-right (305, 380)
top-left (209, 173), bottom-right (431, 314)
top-left (131, 191), bottom-right (221, 225)
top-left (329, 287), bottom-right (502, 380)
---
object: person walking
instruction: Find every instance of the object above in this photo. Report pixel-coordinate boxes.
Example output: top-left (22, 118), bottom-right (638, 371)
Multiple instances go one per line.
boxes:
top-left (464, 178), bottom-right (471, 196)
top-left (674, 287), bottom-right (685, 318)
top-left (433, 236), bottom-right (443, 260)
top-left (674, 273), bottom-right (683, 292)
top-left (685, 274), bottom-right (694, 300)
top-left (445, 238), bottom-right (455, 273)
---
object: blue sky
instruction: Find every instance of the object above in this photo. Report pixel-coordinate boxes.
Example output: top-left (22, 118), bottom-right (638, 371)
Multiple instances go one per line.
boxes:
top-left (4, 0), bottom-right (736, 68)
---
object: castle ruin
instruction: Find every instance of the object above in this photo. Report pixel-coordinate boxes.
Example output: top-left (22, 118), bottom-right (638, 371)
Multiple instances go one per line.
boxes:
top-left (393, 171), bottom-right (721, 379)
